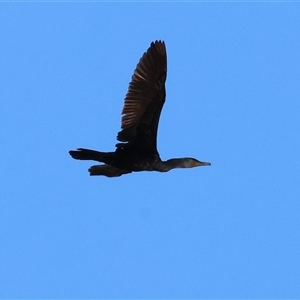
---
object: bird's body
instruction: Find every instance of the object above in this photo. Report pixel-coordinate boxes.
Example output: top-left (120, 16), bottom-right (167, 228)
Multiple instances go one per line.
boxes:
top-left (69, 41), bottom-right (211, 177)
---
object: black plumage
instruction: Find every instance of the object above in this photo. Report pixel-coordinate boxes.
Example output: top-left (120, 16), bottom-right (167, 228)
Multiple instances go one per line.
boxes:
top-left (69, 40), bottom-right (210, 177)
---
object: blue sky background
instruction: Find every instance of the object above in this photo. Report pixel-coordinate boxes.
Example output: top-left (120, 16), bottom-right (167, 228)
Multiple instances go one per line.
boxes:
top-left (1, 2), bottom-right (300, 299)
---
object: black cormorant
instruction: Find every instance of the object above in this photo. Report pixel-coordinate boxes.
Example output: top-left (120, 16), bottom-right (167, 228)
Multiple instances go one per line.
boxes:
top-left (69, 40), bottom-right (211, 177)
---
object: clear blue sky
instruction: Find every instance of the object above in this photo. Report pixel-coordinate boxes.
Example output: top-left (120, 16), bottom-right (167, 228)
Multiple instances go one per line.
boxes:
top-left (1, 2), bottom-right (300, 298)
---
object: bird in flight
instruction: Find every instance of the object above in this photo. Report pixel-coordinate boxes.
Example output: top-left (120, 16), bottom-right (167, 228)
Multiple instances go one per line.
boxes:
top-left (69, 40), bottom-right (211, 177)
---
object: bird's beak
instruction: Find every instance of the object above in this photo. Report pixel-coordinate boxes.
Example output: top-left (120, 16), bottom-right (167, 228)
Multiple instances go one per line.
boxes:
top-left (197, 161), bottom-right (211, 167)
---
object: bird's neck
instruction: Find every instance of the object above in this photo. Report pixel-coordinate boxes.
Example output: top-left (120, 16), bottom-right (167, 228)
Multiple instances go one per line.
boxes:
top-left (155, 158), bottom-right (190, 172)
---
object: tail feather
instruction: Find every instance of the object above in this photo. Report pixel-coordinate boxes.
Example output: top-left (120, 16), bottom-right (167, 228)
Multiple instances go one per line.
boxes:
top-left (69, 148), bottom-right (108, 162)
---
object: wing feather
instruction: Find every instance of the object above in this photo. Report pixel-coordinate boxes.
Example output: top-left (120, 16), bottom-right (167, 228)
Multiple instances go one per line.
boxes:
top-left (117, 40), bottom-right (167, 148)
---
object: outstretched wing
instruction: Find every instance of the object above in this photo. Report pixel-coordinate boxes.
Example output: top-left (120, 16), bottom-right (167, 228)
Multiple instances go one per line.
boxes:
top-left (116, 40), bottom-right (167, 152)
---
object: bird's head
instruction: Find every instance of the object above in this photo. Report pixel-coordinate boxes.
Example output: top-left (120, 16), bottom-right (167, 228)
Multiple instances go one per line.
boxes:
top-left (183, 158), bottom-right (211, 168)
top-left (165, 158), bottom-right (211, 169)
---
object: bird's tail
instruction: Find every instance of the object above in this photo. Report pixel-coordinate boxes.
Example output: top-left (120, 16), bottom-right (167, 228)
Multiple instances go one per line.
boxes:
top-left (69, 148), bottom-right (109, 163)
